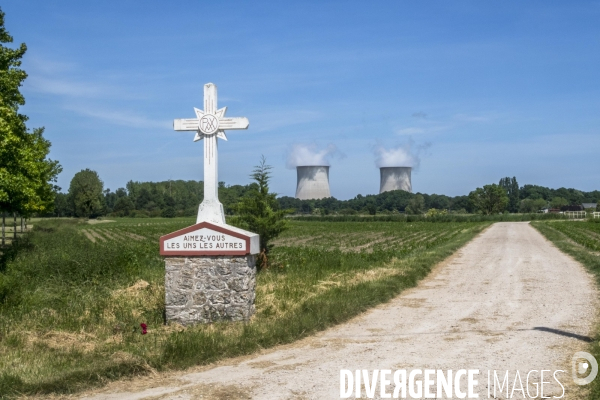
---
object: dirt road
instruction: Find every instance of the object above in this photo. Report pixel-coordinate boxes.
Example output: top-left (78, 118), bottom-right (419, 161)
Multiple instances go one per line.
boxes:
top-left (82, 222), bottom-right (598, 399)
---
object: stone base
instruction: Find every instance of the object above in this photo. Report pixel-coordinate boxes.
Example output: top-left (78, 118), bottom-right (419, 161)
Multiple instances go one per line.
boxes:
top-left (165, 255), bottom-right (256, 325)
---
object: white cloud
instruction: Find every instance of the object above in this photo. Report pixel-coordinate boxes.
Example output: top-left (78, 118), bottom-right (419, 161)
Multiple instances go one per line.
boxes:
top-left (65, 105), bottom-right (170, 129)
top-left (27, 76), bottom-right (110, 98)
top-left (24, 55), bottom-right (149, 100)
top-left (395, 125), bottom-right (449, 135)
top-left (26, 56), bottom-right (77, 74)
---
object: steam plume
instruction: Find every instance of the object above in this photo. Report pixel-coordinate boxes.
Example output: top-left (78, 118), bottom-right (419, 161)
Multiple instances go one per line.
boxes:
top-left (286, 143), bottom-right (343, 169)
top-left (374, 141), bottom-right (430, 169)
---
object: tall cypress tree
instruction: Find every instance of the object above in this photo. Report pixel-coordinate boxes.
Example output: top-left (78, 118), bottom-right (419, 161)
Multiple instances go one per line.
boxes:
top-left (229, 156), bottom-right (292, 254)
top-left (499, 177), bottom-right (520, 213)
top-left (509, 177), bottom-right (520, 213)
top-left (0, 8), bottom-right (61, 216)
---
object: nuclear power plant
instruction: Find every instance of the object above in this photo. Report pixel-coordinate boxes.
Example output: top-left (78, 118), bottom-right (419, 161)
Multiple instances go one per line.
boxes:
top-left (379, 167), bottom-right (412, 194)
top-left (295, 166), bottom-right (331, 200)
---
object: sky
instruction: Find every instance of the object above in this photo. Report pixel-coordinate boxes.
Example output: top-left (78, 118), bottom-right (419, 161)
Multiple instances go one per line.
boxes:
top-left (2, 1), bottom-right (599, 199)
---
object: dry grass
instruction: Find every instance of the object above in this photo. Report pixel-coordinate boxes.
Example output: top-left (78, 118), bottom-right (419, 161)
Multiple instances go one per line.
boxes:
top-left (87, 219), bottom-right (116, 224)
top-left (80, 229), bottom-right (96, 242)
top-left (80, 229), bottom-right (106, 242)
top-left (97, 229), bottom-right (124, 241)
top-left (0, 218), bottom-right (489, 397)
top-left (121, 232), bottom-right (146, 241)
top-left (254, 257), bottom-right (412, 320)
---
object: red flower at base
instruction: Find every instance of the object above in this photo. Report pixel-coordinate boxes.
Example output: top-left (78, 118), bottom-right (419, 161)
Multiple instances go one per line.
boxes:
top-left (140, 323), bottom-right (147, 335)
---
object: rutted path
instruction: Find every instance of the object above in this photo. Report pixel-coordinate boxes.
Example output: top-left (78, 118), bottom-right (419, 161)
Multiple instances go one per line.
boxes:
top-left (81, 222), bottom-right (598, 399)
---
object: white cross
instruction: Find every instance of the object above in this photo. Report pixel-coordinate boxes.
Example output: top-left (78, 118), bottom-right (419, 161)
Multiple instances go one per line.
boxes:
top-left (174, 83), bottom-right (249, 224)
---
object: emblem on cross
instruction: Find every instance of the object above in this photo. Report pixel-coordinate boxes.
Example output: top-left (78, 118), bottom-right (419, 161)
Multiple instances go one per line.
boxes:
top-left (173, 83), bottom-right (250, 224)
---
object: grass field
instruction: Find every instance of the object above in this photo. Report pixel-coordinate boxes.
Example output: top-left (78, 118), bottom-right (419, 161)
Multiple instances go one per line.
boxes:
top-left (0, 217), bottom-right (490, 397)
top-left (532, 219), bottom-right (600, 400)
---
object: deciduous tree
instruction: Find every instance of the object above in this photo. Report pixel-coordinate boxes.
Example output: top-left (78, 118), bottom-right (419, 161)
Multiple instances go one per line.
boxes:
top-left (469, 184), bottom-right (509, 215)
top-left (519, 198), bottom-right (547, 213)
top-left (52, 191), bottom-right (72, 217)
top-left (405, 194), bottom-right (425, 215)
top-left (68, 169), bottom-right (104, 218)
top-left (112, 196), bottom-right (134, 216)
top-left (550, 197), bottom-right (569, 209)
top-left (0, 8), bottom-right (61, 216)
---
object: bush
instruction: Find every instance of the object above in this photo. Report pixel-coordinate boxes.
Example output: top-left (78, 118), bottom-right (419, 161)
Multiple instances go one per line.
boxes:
top-left (426, 208), bottom-right (447, 217)
top-left (339, 208), bottom-right (357, 215)
top-left (129, 210), bottom-right (149, 218)
top-left (161, 207), bottom-right (176, 218)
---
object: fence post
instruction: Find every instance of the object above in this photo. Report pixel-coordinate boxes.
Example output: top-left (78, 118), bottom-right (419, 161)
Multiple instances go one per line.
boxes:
top-left (21, 217), bottom-right (24, 233)
top-left (13, 213), bottom-right (17, 240)
top-left (1, 213), bottom-right (4, 246)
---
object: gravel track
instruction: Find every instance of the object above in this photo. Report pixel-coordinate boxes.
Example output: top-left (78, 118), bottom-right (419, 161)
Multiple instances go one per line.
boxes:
top-left (81, 222), bottom-right (599, 399)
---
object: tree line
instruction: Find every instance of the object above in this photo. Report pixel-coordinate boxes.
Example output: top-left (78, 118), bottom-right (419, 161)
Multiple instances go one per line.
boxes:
top-left (52, 169), bottom-right (259, 218)
top-left (49, 169), bottom-right (600, 219)
top-left (279, 178), bottom-right (599, 216)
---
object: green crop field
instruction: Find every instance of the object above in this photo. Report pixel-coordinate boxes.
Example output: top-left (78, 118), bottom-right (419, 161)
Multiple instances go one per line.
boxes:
top-left (532, 220), bottom-right (600, 400)
top-left (0, 218), bottom-right (489, 397)
top-left (536, 220), bottom-right (600, 252)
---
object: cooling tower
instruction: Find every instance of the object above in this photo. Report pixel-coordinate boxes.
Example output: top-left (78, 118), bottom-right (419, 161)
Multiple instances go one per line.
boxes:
top-left (379, 167), bottom-right (412, 194)
top-left (295, 166), bottom-right (331, 200)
